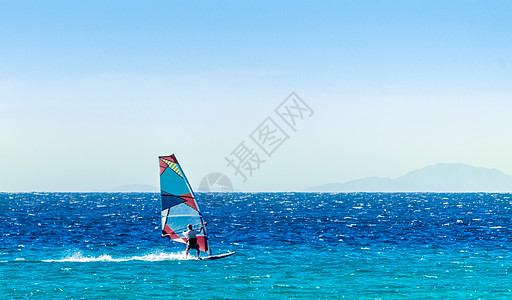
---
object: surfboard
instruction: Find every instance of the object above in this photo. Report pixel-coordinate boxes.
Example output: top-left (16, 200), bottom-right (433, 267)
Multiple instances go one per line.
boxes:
top-left (202, 252), bottom-right (235, 260)
top-left (158, 154), bottom-right (234, 259)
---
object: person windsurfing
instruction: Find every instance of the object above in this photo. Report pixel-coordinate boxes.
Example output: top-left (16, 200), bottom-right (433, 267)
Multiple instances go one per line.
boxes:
top-left (183, 223), bottom-right (207, 259)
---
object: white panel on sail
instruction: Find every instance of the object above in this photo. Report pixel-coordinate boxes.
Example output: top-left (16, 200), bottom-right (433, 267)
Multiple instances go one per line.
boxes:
top-left (161, 208), bottom-right (169, 230)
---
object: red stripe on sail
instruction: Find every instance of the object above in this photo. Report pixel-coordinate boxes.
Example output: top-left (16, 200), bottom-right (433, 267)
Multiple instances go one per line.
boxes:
top-left (159, 154), bottom-right (178, 175)
top-left (160, 155), bottom-right (177, 163)
top-left (162, 225), bottom-right (185, 243)
top-left (159, 158), bottom-right (168, 175)
top-left (197, 235), bottom-right (208, 253)
top-left (181, 193), bottom-right (198, 210)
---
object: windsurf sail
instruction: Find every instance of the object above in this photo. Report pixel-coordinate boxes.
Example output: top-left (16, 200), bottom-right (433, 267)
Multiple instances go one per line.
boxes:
top-left (159, 154), bottom-right (210, 255)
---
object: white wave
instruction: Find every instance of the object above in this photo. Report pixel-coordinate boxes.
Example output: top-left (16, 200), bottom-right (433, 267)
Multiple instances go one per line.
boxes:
top-left (42, 251), bottom-right (198, 263)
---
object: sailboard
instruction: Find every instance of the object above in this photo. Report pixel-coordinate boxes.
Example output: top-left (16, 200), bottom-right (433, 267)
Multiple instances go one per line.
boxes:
top-left (158, 154), bottom-right (234, 260)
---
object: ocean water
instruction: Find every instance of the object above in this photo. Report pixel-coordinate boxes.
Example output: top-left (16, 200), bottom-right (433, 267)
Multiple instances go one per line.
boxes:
top-left (1, 192), bottom-right (512, 299)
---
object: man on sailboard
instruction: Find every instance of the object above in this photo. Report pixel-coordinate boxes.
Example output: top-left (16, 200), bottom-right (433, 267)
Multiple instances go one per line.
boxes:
top-left (183, 223), bottom-right (206, 259)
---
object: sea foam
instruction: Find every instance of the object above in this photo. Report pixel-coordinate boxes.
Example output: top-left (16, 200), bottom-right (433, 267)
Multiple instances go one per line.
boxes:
top-left (42, 251), bottom-right (191, 262)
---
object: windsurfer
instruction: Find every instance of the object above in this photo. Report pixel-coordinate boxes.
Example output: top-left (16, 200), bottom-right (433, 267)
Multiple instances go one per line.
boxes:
top-left (183, 223), bottom-right (207, 259)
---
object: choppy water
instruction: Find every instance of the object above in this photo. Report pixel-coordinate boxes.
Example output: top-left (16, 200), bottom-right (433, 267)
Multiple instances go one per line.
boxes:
top-left (2, 192), bottom-right (512, 299)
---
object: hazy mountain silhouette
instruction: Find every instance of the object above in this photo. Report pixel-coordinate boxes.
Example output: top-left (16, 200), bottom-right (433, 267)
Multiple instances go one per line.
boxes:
top-left (308, 163), bottom-right (512, 192)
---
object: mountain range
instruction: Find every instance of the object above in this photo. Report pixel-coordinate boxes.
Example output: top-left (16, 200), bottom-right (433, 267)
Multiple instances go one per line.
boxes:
top-left (307, 163), bottom-right (512, 192)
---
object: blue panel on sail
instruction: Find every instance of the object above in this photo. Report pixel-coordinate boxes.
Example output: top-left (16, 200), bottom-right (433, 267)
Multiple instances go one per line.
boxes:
top-left (160, 168), bottom-right (190, 196)
top-left (161, 194), bottom-right (186, 210)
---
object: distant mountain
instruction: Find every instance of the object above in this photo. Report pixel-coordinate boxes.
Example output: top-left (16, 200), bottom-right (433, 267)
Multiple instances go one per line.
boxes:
top-left (308, 163), bottom-right (512, 192)
top-left (105, 184), bottom-right (158, 192)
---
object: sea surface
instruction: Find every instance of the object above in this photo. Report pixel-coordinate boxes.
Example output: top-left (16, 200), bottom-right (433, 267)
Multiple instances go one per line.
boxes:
top-left (1, 192), bottom-right (512, 299)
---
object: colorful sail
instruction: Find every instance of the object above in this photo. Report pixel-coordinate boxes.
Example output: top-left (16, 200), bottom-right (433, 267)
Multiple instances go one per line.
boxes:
top-left (159, 154), bottom-right (209, 254)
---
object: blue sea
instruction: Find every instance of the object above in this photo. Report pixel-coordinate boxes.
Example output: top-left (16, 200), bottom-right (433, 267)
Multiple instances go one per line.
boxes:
top-left (2, 192), bottom-right (512, 299)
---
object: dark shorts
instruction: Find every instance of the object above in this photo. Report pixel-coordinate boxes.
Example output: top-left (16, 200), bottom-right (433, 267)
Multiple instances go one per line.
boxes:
top-left (186, 238), bottom-right (199, 250)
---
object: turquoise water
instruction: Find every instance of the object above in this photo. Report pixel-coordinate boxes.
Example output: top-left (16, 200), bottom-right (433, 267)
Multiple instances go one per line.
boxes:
top-left (2, 192), bottom-right (512, 298)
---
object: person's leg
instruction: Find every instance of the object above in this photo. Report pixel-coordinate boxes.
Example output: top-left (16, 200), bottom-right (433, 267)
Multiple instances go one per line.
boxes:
top-left (196, 248), bottom-right (200, 258)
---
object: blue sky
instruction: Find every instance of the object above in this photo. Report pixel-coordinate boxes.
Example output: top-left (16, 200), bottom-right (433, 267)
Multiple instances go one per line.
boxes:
top-left (1, 1), bottom-right (511, 191)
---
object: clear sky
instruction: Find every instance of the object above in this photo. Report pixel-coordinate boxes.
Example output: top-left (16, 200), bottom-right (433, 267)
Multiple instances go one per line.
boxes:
top-left (1, 1), bottom-right (511, 192)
